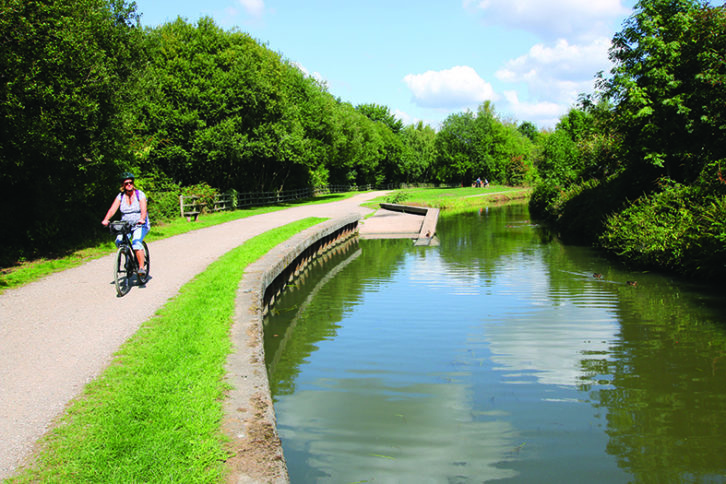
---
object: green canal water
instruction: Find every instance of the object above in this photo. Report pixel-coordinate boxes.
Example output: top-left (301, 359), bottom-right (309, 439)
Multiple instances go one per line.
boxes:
top-left (264, 203), bottom-right (726, 483)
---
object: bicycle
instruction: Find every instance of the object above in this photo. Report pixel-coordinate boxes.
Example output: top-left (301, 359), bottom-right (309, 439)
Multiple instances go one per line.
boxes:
top-left (109, 221), bottom-right (150, 297)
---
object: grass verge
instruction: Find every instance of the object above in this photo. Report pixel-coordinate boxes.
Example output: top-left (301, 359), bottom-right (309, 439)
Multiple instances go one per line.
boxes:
top-left (8, 217), bottom-right (325, 483)
top-left (0, 193), bottom-right (353, 294)
top-left (365, 185), bottom-right (532, 213)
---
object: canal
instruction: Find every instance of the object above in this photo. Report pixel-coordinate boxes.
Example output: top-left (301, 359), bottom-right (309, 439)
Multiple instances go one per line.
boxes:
top-left (264, 203), bottom-right (726, 483)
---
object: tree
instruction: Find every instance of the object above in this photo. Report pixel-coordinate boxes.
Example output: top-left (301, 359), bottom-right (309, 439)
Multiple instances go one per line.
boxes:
top-left (518, 121), bottom-right (539, 141)
top-left (355, 103), bottom-right (404, 134)
top-left (135, 18), bottom-right (326, 192)
top-left (399, 122), bottom-right (436, 184)
top-left (434, 111), bottom-right (479, 185)
top-left (0, 0), bottom-right (142, 258)
top-left (604, 0), bottom-right (725, 183)
top-left (434, 102), bottom-right (534, 186)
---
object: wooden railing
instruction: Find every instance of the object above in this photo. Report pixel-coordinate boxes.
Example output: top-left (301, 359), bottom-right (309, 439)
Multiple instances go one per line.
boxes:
top-left (179, 195), bottom-right (202, 221)
top-left (213, 193), bottom-right (235, 212)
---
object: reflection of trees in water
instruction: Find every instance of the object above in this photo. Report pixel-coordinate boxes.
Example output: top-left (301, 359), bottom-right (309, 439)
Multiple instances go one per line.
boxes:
top-left (267, 203), bottom-right (726, 481)
top-left (436, 203), bottom-right (542, 276)
top-left (443, 203), bottom-right (726, 480)
top-left (264, 238), bottom-right (410, 397)
top-left (587, 284), bottom-right (726, 481)
top-left (539, 221), bottom-right (726, 481)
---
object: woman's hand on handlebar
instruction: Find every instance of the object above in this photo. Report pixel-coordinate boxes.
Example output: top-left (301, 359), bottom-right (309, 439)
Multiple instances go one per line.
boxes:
top-left (102, 219), bottom-right (110, 227)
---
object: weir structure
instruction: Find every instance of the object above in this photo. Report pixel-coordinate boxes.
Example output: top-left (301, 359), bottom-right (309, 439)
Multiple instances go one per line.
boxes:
top-left (223, 205), bottom-right (439, 483)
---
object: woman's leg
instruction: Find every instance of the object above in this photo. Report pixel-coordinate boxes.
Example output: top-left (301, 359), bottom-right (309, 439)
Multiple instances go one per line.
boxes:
top-left (131, 225), bottom-right (149, 271)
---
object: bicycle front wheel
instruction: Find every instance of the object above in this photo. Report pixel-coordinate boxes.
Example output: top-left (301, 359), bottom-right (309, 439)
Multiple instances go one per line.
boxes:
top-left (138, 241), bottom-right (150, 284)
top-left (114, 247), bottom-right (133, 297)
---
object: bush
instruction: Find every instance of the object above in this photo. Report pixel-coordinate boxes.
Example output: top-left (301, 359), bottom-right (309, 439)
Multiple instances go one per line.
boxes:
top-left (385, 190), bottom-right (411, 204)
top-left (528, 181), bottom-right (564, 222)
top-left (599, 182), bottom-right (726, 279)
top-left (505, 155), bottom-right (530, 186)
top-left (136, 175), bottom-right (181, 222)
top-left (181, 183), bottom-right (218, 214)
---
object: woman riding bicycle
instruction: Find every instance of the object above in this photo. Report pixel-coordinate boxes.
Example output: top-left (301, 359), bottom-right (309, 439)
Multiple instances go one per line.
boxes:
top-left (101, 172), bottom-right (150, 276)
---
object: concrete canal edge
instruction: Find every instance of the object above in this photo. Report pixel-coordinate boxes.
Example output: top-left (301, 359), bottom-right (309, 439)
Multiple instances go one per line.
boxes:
top-left (222, 214), bottom-right (360, 483)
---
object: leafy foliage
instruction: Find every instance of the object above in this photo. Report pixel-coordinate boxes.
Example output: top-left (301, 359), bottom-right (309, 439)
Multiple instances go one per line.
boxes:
top-left (530, 0), bottom-right (726, 279)
top-left (599, 182), bottom-right (726, 277)
top-left (434, 102), bottom-right (535, 186)
top-left (0, 0), bottom-right (142, 259)
top-left (604, 0), bottom-right (726, 182)
top-left (7, 0), bottom-right (723, 281)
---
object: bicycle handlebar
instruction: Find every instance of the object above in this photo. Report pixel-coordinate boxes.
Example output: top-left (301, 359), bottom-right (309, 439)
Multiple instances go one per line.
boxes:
top-left (108, 220), bottom-right (144, 235)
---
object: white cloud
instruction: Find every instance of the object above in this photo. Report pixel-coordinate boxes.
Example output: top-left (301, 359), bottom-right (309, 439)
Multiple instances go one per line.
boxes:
top-left (393, 109), bottom-right (415, 125)
top-left (494, 38), bottom-right (611, 127)
top-left (291, 61), bottom-right (328, 87)
top-left (500, 38), bottom-right (612, 81)
top-left (465, 0), bottom-right (630, 41)
top-left (501, 91), bottom-right (566, 128)
top-left (403, 66), bottom-right (497, 110)
top-left (238, 0), bottom-right (264, 17)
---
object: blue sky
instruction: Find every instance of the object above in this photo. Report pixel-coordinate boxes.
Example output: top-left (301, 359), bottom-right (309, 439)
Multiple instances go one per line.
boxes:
top-left (131, 0), bottom-right (635, 129)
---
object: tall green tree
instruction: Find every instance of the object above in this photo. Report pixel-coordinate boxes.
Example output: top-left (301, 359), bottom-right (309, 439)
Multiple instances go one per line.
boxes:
top-left (0, 0), bottom-right (142, 257)
top-left (136, 18), bottom-right (297, 191)
top-left (355, 103), bottom-right (403, 134)
top-left (399, 122), bottom-right (436, 184)
top-left (604, 0), bottom-right (725, 183)
top-left (434, 102), bottom-right (534, 186)
top-left (434, 110), bottom-right (479, 185)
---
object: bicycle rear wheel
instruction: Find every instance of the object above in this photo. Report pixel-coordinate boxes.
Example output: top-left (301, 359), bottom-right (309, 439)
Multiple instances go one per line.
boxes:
top-left (114, 247), bottom-right (133, 297)
top-left (138, 241), bottom-right (150, 284)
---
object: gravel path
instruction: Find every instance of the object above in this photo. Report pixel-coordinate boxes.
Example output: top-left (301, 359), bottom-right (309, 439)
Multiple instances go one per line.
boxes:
top-left (0, 192), bottom-right (388, 480)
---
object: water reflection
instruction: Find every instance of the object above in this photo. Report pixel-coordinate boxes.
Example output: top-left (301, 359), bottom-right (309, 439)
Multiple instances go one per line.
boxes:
top-left (265, 203), bottom-right (726, 483)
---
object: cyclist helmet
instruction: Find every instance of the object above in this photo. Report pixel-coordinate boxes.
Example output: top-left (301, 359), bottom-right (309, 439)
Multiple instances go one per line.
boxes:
top-left (120, 171), bottom-right (135, 182)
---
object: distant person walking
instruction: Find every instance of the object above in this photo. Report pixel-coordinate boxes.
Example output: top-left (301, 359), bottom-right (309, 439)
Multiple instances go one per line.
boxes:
top-left (101, 172), bottom-right (150, 276)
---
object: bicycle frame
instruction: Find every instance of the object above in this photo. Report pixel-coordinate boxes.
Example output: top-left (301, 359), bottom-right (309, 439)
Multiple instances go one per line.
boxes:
top-left (109, 221), bottom-right (150, 296)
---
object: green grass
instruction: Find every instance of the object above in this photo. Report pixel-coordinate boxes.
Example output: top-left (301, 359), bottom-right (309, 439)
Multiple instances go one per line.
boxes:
top-left (0, 193), bottom-right (352, 294)
top-left (9, 217), bottom-right (325, 484)
top-left (366, 185), bottom-right (532, 213)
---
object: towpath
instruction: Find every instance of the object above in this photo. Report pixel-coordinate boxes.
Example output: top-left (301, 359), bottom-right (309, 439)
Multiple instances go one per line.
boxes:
top-left (0, 191), bottom-right (390, 480)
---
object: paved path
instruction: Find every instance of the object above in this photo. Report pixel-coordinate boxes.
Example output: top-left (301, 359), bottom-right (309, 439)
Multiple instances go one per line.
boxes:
top-left (0, 191), bottom-right (389, 480)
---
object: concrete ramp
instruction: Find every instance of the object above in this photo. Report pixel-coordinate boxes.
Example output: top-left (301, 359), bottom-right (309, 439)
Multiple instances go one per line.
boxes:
top-left (358, 203), bottom-right (439, 246)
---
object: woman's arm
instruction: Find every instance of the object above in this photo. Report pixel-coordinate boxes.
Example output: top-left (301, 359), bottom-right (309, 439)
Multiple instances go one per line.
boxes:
top-left (102, 196), bottom-right (121, 226)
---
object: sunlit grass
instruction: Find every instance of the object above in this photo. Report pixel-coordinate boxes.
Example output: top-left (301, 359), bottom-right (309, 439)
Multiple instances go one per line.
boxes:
top-left (8, 218), bottom-right (325, 484)
top-left (365, 185), bottom-right (532, 212)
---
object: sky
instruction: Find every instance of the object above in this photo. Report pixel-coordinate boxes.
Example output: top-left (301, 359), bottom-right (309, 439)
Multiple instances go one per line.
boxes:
top-left (130, 0), bottom-right (636, 130)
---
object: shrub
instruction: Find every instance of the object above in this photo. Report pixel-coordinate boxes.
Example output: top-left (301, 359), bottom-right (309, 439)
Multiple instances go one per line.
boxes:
top-left (136, 175), bottom-right (181, 222)
top-left (505, 155), bottom-right (530, 186)
top-left (181, 182), bottom-right (218, 214)
top-left (528, 181), bottom-right (564, 222)
top-left (599, 182), bottom-right (726, 278)
top-left (386, 190), bottom-right (411, 204)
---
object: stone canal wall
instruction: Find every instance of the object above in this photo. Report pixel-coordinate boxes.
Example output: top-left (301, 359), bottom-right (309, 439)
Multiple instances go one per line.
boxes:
top-left (222, 214), bottom-right (360, 483)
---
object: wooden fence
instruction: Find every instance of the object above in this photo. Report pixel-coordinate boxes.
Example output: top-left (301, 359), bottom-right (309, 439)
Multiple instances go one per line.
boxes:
top-left (177, 183), bottom-right (437, 221)
top-left (179, 185), bottom-right (385, 221)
